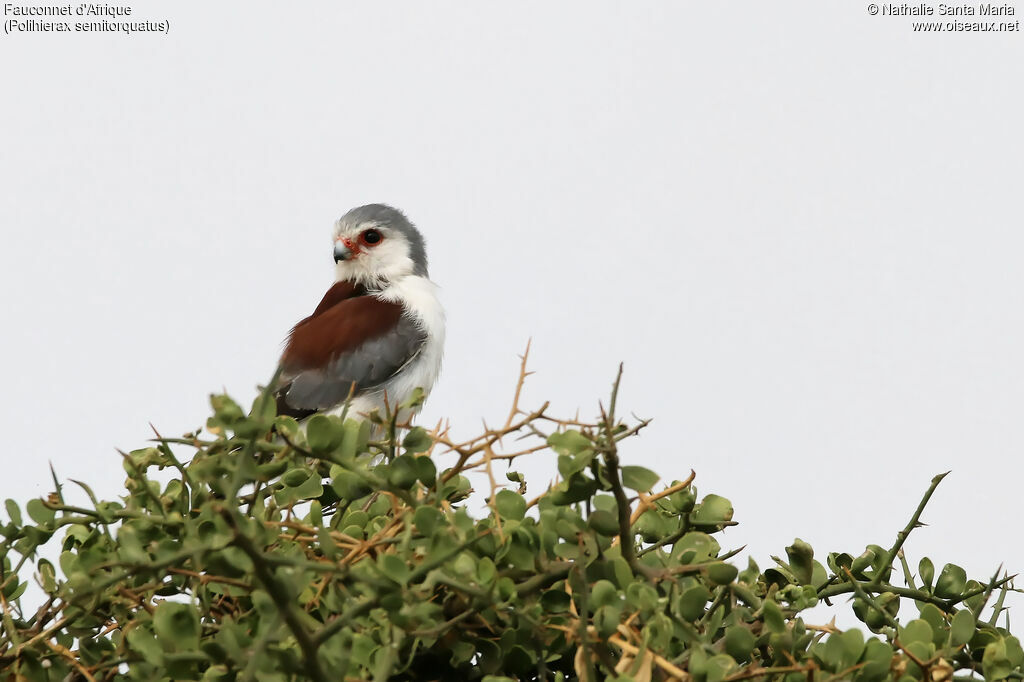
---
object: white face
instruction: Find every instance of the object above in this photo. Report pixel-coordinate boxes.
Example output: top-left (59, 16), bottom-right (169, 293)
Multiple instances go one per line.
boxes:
top-left (332, 220), bottom-right (415, 286)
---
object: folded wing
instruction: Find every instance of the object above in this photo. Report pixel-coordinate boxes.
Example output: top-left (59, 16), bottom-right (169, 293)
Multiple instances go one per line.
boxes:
top-left (276, 282), bottom-right (427, 419)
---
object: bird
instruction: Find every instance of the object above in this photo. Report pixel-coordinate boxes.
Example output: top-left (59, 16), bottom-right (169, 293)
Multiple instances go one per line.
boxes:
top-left (273, 204), bottom-right (445, 427)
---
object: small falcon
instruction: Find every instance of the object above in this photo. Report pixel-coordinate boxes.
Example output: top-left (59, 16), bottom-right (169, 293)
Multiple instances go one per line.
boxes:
top-left (274, 204), bottom-right (445, 424)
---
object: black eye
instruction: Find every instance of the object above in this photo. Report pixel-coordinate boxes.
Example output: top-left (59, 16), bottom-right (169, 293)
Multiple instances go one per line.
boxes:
top-left (361, 229), bottom-right (382, 246)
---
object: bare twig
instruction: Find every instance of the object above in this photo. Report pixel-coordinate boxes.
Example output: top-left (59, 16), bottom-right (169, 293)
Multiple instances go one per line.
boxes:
top-left (44, 640), bottom-right (98, 682)
top-left (628, 471), bottom-right (696, 526)
top-left (604, 629), bottom-right (691, 681)
top-left (873, 472), bottom-right (949, 585)
top-left (597, 364), bottom-right (654, 579)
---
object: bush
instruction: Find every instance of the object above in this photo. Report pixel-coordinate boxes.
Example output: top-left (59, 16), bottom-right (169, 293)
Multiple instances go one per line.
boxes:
top-left (0, 362), bottom-right (1019, 681)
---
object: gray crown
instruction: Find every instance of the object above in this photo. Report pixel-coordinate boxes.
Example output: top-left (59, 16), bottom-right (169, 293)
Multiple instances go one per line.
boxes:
top-left (338, 204), bottom-right (428, 277)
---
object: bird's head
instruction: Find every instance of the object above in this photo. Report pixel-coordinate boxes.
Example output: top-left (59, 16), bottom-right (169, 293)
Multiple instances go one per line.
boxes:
top-left (331, 204), bottom-right (428, 287)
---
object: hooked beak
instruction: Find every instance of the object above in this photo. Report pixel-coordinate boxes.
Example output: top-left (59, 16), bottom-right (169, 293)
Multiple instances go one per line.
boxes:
top-left (334, 240), bottom-right (353, 263)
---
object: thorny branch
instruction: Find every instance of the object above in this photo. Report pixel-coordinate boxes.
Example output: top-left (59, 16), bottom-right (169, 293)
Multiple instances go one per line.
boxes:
top-left (2, 343), bottom-right (1020, 682)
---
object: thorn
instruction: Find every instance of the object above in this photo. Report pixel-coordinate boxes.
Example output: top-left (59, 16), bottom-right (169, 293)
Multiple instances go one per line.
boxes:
top-left (148, 422), bottom-right (166, 441)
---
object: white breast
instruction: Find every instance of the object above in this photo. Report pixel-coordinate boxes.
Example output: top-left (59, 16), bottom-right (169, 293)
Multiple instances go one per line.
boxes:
top-left (333, 274), bottom-right (445, 423)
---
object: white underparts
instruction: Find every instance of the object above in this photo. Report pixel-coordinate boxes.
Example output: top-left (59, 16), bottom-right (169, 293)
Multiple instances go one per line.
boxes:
top-left (328, 274), bottom-right (445, 425)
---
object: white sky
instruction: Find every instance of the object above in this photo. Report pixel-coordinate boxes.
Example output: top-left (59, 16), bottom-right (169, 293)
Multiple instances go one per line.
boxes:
top-left (2, 1), bottom-right (1023, 623)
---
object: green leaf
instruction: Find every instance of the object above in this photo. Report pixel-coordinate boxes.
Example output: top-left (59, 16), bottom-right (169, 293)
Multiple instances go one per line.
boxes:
top-left (917, 603), bottom-right (946, 644)
top-left (249, 390), bottom-right (277, 424)
top-left (836, 629), bottom-right (865, 670)
top-left (919, 556), bottom-right (935, 588)
top-left (590, 580), bottom-right (620, 608)
top-left (453, 552), bottom-right (477, 577)
top-left (26, 498), bottom-right (54, 525)
top-left (274, 470), bottom-right (323, 505)
top-left (626, 583), bottom-right (660, 612)
top-left (678, 584), bottom-right (712, 621)
top-left (964, 579), bottom-right (988, 613)
top-left (256, 458), bottom-right (288, 481)
top-left (935, 563), bottom-right (968, 599)
top-left (350, 632), bottom-right (376, 666)
top-left (587, 509), bottom-right (619, 536)
top-left (402, 427), bottom-right (432, 453)
top-left (785, 538), bottom-right (814, 585)
top-left (275, 417), bottom-right (303, 445)
top-left (496, 577), bottom-right (516, 601)
top-left (126, 626), bottom-right (164, 665)
top-left (494, 490), bottom-right (527, 521)
top-left (900, 619), bottom-right (934, 646)
top-left (202, 665), bottom-right (231, 682)
top-left (547, 430), bottom-right (592, 455)
top-left (1007, 636), bottom-right (1024, 667)
top-left (339, 418), bottom-right (371, 460)
top-left (3, 579), bottom-right (26, 600)
top-left (762, 599), bottom-right (785, 634)
top-left (850, 548), bottom-right (876, 576)
top-left (541, 589), bottom-right (571, 613)
top-left (818, 629), bottom-right (865, 672)
top-left (594, 603), bottom-right (623, 638)
top-left (281, 468), bottom-right (310, 487)
top-left (984, 638), bottom-right (1014, 681)
top-left (388, 455), bottom-right (419, 489)
top-left (415, 456), bottom-right (437, 486)
top-left (951, 609), bottom-right (976, 648)
top-left (610, 557), bottom-right (634, 590)
top-left (707, 562), bottom-right (739, 586)
top-left (153, 602), bottom-right (200, 652)
top-left (400, 386), bottom-right (426, 410)
top-left (667, 486), bottom-right (696, 514)
top-left (673, 532), bottom-right (720, 563)
top-left (306, 414), bottom-right (343, 455)
top-left (690, 494), bottom-right (734, 525)
top-left (378, 554), bottom-right (410, 584)
top-left (635, 508), bottom-right (673, 544)
top-left (557, 453), bottom-right (589, 478)
top-left (860, 639), bottom-right (895, 682)
top-left (620, 466), bottom-right (659, 492)
top-left (550, 473), bottom-right (598, 506)
top-left (731, 583), bottom-right (761, 609)
top-left (413, 506), bottom-right (444, 536)
top-left (38, 559), bottom-right (57, 593)
top-left (477, 556), bottom-right (496, 585)
top-left (332, 470), bottom-right (372, 501)
top-left (827, 552), bottom-right (853, 574)
top-left (470, 638), bottom-right (499, 674)
top-left (4, 499), bottom-right (21, 526)
top-left (209, 394), bottom-right (244, 423)
top-left (704, 654), bottom-right (738, 682)
top-left (307, 500), bottom-right (323, 527)
top-left (815, 626), bottom-right (864, 667)
top-left (724, 626), bottom-right (757, 662)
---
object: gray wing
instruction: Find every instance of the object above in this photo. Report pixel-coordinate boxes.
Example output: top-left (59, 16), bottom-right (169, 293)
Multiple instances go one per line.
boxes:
top-left (279, 314), bottom-right (426, 416)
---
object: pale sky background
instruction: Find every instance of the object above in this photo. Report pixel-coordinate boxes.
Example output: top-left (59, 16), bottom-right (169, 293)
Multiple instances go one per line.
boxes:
top-left (2, 1), bottom-right (1023, 624)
